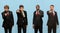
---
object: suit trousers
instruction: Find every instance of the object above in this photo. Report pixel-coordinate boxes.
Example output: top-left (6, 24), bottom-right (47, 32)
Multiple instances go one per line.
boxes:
top-left (18, 25), bottom-right (27, 33)
top-left (4, 27), bottom-right (12, 33)
top-left (34, 25), bottom-right (43, 33)
top-left (48, 25), bottom-right (56, 33)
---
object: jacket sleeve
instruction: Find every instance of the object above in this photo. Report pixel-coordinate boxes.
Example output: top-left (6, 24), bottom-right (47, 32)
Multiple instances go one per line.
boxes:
top-left (47, 11), bottom-right (49, 15)
top-left (16, 11), bottom-right (22, 18)
top-left (25, 11), bottom-right (28, 25)
top-left (16, 12), bottom-right (19, 18)
top-left (55, 12), bottom-right (59, 25)
top-left (33, 12), bottom-right (35, 24)
top-left (40, 11), bottom-right (44, 17)
top-left (47, 11), bottom-right (49, 25)
top-left (1, 12), bottom-right (6, 19)
top-left (11, 12), bottom-right (14, 25)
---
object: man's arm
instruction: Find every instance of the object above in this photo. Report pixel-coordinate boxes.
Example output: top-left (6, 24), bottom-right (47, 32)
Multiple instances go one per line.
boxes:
top-left (33, 12), bottom-right (35, 24)
top-left (25, 11), bottom-right (28, 25)
top-left (1, 12), bottom-right (6, 19)
top-left (55, 12), bottom-right (59, 25)
top-left (40, 11), bottom-right (44, 17)
top-left (11, 11), bottom-right (14, 25)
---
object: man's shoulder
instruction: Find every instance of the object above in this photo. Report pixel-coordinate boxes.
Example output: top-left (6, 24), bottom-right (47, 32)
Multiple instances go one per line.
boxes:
top-left (39, 10), bottom-right (44, 12)
top-left (54, 11), bottom-right (56, 12)
top-left (1, 11), bottom-right (5, 14)
top-left (54, 11), bottom-right (57, 14)
top-left (40, 10), bottom-right (43, 11)
top-left (47, 10), bottom-right (49, 12)
top-left (24, 10), bottom-right (26, 12)
top-left (9, 11), bottom-right (12, 13)
top-left (33, 11), bottom-right (36, 14)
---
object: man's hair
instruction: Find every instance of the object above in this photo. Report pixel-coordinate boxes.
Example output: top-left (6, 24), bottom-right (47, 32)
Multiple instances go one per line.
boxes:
top-left (19, 5), bottom-right (24, 8)
top-left (4, 5), bottom-right (9, 9)
top-left (50, 5), bottom-right (54, 7)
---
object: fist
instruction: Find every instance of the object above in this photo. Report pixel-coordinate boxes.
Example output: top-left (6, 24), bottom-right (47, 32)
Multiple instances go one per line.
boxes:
top-left (7, 12), bottom-right (9, 15)
top-left (16, 9), bottom-right (20, 13)
top-left (49, 11), bottom-right (52, 13)
top-left (5, 13), bottom-right (8, 16)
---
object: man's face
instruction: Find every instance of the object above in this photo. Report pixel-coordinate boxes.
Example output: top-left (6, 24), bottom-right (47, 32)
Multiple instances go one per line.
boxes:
top-left (50, 6), bottom-right (54, 11)
top-left (36, 6), bottom-right (40, 10)
top-left (19, 7), bottom-right (24, 11)
top-left (4, 7), bottom-right (9, 12)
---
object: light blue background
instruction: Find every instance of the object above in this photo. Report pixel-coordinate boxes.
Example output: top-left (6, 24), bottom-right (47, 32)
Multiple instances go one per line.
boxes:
top-left (0, 0), bottom-right (60, 33)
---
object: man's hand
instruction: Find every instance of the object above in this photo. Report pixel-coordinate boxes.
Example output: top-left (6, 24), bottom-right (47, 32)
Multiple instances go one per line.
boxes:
top-left (5, 12), bottom-right (10, 16)
top-left (7, 12), bottom-right (9, 16)
top-left (5, 13), bottom-right (8, 16)
top-left (49, 11), bottom-right (52, 13)
top-left (16, 9), bottom-right (20, 13)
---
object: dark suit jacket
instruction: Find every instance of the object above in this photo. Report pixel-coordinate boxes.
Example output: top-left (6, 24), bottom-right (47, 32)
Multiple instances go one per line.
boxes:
top-left (47, 11), bottom-right (59, 26)
top-left (1, 11), bottom-right (14, 28)
top-left (16, 10), bottom-right (28, 26)
top-left (33, 10), bottom-right (44, 26)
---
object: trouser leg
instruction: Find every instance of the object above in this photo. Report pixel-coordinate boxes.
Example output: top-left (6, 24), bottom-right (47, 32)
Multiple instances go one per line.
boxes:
top-left (9, 27), bottom-right (12, 33)
top-left (39, 26), bottom-right (43, 33)
top-left (4, 28), bottom-right (8, 33)
top-left (53, 25), bottom-right (56, 33)
top-left (48, 26), bottom-right (52, 33)
top-left (18, 26), bottom-right (21, 33)
top-left (23, 26), bottom-right (27, 33)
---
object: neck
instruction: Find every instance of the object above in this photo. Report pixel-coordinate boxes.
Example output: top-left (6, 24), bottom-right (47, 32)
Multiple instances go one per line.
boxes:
top-left (20, 10), bottom-right (24, 11)
top-left (5, 11), bottom-right (8, 12)
top-left (50, 9), bottom-right (54, 11)
top-left (36, 9), bottom-right (40, 11)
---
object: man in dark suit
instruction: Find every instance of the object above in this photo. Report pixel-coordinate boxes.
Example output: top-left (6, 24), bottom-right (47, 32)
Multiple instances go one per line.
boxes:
top-left (1, 5), bottom-right (14, 33)
top-left (47, 5), bottom-right (59, 33)
top-left (33, 5), bottom-right (44, 33)
top-left (16, 5), bottom-right (28, 33)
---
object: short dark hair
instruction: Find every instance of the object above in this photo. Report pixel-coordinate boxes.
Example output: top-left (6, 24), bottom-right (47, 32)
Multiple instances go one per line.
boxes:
top-left (50, 5), bottom-right (54, 7)
top-left (19, 5), bottom-right (24, 8)
top-left (4, 5), bottom-right (9, 9)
